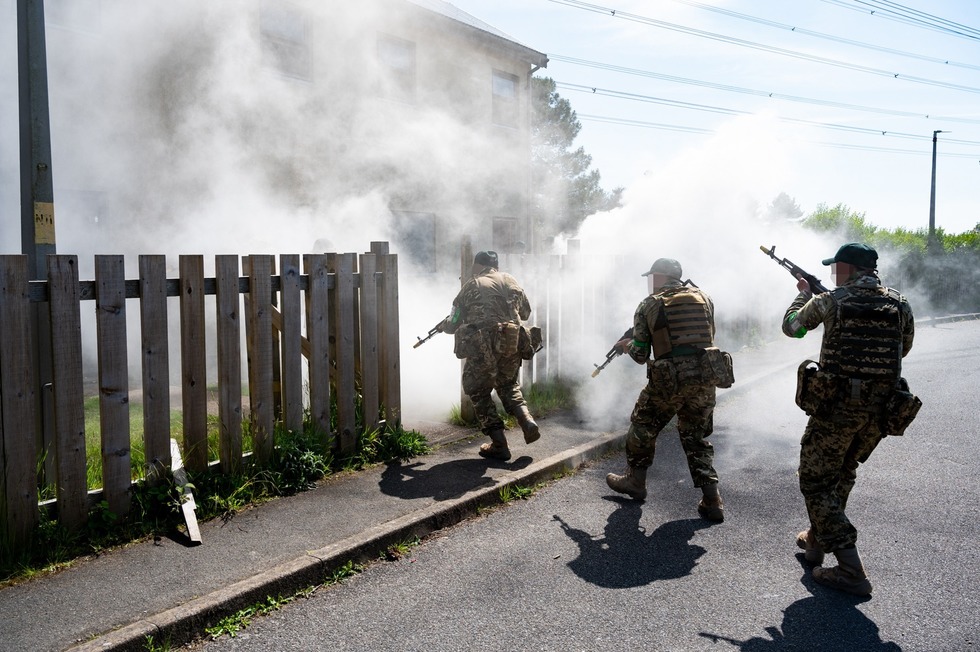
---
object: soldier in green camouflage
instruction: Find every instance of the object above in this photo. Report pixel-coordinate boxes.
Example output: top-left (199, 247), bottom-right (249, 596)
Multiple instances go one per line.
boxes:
top-left (606, 257), bottom-right (728, 522)
top-left (440, 251), bottom-right (540, 461)
top-left (782, 242), bottom-right (914, 596)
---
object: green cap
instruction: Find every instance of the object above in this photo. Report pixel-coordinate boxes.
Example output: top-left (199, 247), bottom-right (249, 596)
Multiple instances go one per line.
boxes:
top-left (821, 243), bottom-right (877, 269)
top-left (642, 258), bottom-right (682, 278)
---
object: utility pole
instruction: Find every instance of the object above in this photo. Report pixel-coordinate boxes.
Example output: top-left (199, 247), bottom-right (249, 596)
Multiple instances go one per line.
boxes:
top-left (18, 0), bottom-right (57, 482)
top-left (928, 130), bottom-right (947, 253)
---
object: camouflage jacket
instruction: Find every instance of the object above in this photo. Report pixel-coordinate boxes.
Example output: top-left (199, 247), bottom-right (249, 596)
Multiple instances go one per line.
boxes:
top-left (442, 268), bottom-right (531, 334)
top-left (783, 273), bottom-right (914, 379)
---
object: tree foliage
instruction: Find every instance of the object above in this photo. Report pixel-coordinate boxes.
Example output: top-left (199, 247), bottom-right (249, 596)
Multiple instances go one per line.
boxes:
top-left (531, 77), bottom-right (622, 240)
top-left (801, 202), bottom-right (980, 314)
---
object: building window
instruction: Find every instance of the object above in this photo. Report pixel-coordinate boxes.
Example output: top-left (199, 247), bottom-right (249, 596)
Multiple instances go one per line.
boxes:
top-left (492, 216), bottom-right (523, 254)
top-left (391, 211), bottom-right (436, 272)
top-left (378, 34), bottom-right (416, 103)
top-left (492, 70), bottom-right (519, 128)
top-left (260, 1), bottom-right (311, 81)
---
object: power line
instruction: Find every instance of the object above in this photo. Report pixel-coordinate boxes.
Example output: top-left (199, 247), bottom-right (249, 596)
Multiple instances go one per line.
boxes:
top-left (661, 0), bottom-right (980, 71)
top-left (558, 82), bottom-right (980, 147)
top-left (819, 0), bottom-right (980, 41)
top-left (546, 0), bottom-right (980, 93)
top-left (575, 113), bottom-right (980, 158)
top-left (549, 54), bottom-right (980, 125)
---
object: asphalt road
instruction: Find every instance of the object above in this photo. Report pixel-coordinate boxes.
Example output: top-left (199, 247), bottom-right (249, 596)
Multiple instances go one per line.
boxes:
top-left (196, 319), bottom-right (978, 652)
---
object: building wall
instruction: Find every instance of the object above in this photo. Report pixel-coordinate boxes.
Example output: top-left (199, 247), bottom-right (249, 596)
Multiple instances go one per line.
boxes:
top-left (0, 0), bottom-right (546, 275)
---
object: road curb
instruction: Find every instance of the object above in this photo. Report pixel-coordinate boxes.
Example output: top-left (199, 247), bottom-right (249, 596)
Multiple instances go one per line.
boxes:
top-left (67, 432), bottom-right (625, 652)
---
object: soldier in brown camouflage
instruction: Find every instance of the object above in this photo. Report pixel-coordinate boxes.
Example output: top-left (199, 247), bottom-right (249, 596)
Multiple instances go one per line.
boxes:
top-left (782, 242), bottom-right (915, 596)
top-left (440, 251), bottom-right (540, 461)
top-left (606, 257), bottom-right (730, 523)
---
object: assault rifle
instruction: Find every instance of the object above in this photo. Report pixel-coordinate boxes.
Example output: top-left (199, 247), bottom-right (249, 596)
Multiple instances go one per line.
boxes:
top-left (591, 327), bottom-right (633, 378)
top-left (759, 245), bottom-right (830, 294)
top-left (413, 318), bottom-right (447, 348)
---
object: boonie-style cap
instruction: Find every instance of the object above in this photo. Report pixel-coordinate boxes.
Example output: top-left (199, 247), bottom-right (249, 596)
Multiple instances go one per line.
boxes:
top-left (821, 243), bottom-right (877, 269)
top-left (474, 250), bottom-right (499, 268)
top-left (641, 258), bottom-right (683, 279)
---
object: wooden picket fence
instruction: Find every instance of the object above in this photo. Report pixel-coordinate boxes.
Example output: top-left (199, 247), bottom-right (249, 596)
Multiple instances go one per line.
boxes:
top-left (0, 242), bottom-right (400, 555)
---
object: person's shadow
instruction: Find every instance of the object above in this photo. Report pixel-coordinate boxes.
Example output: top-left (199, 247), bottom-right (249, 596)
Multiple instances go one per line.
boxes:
top-left (554, 496), bottom-right (710, 588)
top-left (699, 554), bottom-right (901, 651)
top-left (379, 456), bottom-right (532, 502)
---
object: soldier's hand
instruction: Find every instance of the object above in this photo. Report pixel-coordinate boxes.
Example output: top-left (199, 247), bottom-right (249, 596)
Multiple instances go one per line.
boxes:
top-left (796, 276), bottom-right (811, 294)
top-left (614, 337), bottom-right (631, 354)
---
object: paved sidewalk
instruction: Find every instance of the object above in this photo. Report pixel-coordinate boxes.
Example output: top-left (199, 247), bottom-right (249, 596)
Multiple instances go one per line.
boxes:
top-left (0, 412), bottom-right (625, 652)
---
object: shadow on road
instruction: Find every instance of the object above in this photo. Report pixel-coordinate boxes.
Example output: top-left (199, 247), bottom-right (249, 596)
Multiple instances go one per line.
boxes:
top-left (379, 456), bottom-right (533, 501)
top-left (553, 496), bottom-right (710, 588)
top-left (699, 554), bottom-right (901, 651)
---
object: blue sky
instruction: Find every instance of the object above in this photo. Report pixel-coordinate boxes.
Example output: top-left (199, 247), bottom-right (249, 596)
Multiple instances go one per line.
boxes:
top-left (449, 0), bottom-right (980, 234)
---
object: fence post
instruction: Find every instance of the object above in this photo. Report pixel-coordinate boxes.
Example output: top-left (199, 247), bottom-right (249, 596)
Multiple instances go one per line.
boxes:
top-left (304, 254), bottom-right (332, 447)
top-left (331, 253), bottom-right (357, 452)
top-left (458, 237), bottom-right (474, 423)
top-left (0, 256), bottom-right (39, 554)
top-left (358, 253), bottom-right (380, 435)
top-left (278, 254), bottom-right (304, 434)
top-left (245, 255), bottom-right (274, 464)
top-left (215, 255), bottom-right (243, 475)
top-left (46, 255), bottom-right (87, 530)
top-left (179, 255), bottom-right (208, 473)
top-left (94, 255), bottom-right (131, 517)
top-left (138, 255), bottom-right (171, 476)
top-left (373, 242), bottom-right (401, 429)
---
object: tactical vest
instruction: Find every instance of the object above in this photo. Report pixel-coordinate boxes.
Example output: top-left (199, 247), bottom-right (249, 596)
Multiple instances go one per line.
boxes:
top-left (822, 286), bottom-right (903, 381)
top-left (651, 287), bottom-right (713, 358)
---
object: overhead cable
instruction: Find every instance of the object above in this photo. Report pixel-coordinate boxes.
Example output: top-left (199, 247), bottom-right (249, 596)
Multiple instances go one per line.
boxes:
top-left (549, 54), bottom-right (980, 125)
top-left (546, 0), bottom-right (980, 93)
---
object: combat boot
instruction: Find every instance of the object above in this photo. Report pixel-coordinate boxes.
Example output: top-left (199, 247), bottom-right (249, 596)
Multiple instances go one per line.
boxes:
top-left (813, 546), bottom-right (872, 596)
top-left (515, 406), bottom-right (540, 444)
top-left (478, 429), bottom-right (511, 461)
top-left (697, 483), bottom-right (724, 522)
top-left (796, 528), bottom-right (825, 564)
top-left (606, 465), bottom-right (647, 501)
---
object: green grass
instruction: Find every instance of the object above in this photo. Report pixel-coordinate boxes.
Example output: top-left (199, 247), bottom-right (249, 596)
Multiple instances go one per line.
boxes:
top-left (449, 376), bottom-right (578, 427)
top-left (2, 415), bottom-right (429, 584)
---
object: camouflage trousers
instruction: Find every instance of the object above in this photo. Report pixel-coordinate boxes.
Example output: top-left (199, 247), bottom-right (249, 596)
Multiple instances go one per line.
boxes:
top-left (625, 360), bottom-right (718, 488)
top-left (799, 408), bottom-right (885, 552)
top-left (461, 336), bottom-right (526, 435)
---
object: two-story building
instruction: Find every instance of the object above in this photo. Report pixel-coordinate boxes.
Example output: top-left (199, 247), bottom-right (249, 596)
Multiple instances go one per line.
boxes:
top-left (1, 0), bottom-right (548, 273)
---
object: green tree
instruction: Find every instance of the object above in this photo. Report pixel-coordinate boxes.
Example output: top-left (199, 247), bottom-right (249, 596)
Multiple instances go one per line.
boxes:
top-left (531, 77), bottom-right (622, 240)
top-left (764, 192), bottom-right (804, 223)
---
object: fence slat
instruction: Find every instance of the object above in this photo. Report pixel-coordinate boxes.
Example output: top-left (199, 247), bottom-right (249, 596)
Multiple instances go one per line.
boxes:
top-left (278, 254), bottom-right (303, 433)
top-left (246, 255), bottom-right (274, 463)
top-left (95, 255), bottom-right (132, 516)
top-left (179, 255), bottom-right (208, 472)
top-left (332, 254), bottom-right (357, 452)
top-left (0, 256), bottom-right (39, 551)
top-left (215, 256), bottom-right (243, 475)
top-left (46, 255), bottom-right (88, 530)
top-left (358, 254), bottom-right (380, 434)
top-left (377, 248), bottom-right (402, 428)
top-left (304, 254), bottom-right (331, 445)
top-left (139, 255), bottom-right (171, 475)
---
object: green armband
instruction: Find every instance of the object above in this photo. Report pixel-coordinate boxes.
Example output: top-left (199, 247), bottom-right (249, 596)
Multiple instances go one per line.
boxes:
top-left (786, 311), bottom-right (807, 338)
top-left (631, 339), bottom-right (650, 350)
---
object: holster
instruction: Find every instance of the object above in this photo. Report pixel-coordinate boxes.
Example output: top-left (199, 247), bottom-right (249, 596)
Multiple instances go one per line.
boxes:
top-left (879, 377), bottom-right (922, 437)
top-left (497, 322), bottom-right (521, 356)
top-left (700, 347), bottom-right (735, 388)
top-left (795, 359), bottom-right (842, 417)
